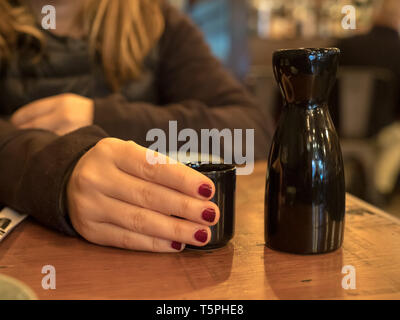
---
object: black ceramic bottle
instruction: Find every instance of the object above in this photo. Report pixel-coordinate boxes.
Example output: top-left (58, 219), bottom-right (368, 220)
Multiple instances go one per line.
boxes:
top-left (265, 48), bottom-right (345, 254)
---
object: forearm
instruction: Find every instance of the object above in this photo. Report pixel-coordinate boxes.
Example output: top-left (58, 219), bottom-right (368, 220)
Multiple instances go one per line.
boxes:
top-left (0, 119), bottom-right (108, 235)
top-left (93, 95), bottom-right (272, 160)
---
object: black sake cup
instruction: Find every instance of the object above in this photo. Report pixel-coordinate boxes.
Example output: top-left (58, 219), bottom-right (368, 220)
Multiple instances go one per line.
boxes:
top-left (185, 162), bottom-right (236, 250)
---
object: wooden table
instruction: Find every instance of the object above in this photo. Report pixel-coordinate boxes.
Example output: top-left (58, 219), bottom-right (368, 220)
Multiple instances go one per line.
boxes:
top-left (0, 162), bottom-right (399, 300)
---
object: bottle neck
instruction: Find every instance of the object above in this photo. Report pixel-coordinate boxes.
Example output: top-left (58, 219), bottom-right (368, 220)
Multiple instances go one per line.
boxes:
top-left (273, 48), bottom-right (339, 107)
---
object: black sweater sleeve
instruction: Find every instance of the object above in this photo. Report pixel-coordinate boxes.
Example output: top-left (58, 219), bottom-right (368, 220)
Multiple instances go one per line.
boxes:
top-left (0, 119), bottom-right (108, 235)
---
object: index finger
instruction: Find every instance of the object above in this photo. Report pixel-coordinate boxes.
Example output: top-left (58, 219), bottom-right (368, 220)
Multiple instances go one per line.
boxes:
top-left (11, 96), bottom-right (57, 126)
top-left (115, 141), bottom-right (215, 200)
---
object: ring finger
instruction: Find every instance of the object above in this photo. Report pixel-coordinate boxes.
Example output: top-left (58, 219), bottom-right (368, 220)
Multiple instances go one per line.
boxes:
top-left (96, 195), bottom-right (212, 247)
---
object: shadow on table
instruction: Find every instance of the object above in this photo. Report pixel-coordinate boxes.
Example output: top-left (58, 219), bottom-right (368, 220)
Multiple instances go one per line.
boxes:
top-left (165, 242), bottom-right (235, 297)
top-left (60, 241), bottom-right (236, 299)
top-left (263, 247), bottom-right (345, 299)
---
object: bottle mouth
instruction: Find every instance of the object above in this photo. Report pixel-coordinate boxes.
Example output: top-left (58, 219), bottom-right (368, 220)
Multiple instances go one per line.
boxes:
top-left (274, 47), bottom-right (340, 55)
top-left (273, 47), bottom-right (340, 60)
top-left (186, 162), bottom-right (236, 174)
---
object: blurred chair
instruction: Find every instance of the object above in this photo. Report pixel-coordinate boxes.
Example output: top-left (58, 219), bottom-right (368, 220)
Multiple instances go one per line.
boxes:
top-left (330, 67), bottom-right (398, 205)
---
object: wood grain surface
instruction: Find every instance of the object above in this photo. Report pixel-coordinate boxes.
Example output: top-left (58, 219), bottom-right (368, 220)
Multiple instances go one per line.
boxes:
top-left (0, 162), bottom-right (399, 300)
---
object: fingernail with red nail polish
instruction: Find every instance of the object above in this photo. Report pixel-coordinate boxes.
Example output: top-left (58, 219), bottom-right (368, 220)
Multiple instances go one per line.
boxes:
top-left (171, 241), bottom-right (182, 251)
top-left (194, 230), bottom-right (208, 243)
top-left (198, 184), bottom-right (212, 198)
top-left (202, 208), bottom-right (216, 223)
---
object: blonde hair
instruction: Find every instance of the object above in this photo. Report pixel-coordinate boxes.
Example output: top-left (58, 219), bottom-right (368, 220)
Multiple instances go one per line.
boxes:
top-left (0, 0), bottom-right (165, 91)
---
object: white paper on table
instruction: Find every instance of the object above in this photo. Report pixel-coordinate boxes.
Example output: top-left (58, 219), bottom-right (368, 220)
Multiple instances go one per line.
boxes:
top-left (0, 207), bottom-right (27, 243)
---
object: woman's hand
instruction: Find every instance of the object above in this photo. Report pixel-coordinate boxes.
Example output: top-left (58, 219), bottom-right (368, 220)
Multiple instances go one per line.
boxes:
top-left (67, 138), bottom-right (219, 252)
top-left (11, 93), bottom-right (94, 135)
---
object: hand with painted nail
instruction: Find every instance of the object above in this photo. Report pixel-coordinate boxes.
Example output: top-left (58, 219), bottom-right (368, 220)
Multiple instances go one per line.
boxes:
top-left (67, 138), bottom-right (219, 252)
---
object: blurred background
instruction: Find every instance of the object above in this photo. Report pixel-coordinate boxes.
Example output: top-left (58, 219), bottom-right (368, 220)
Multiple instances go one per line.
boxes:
top-left (170, 0), bottom-right (400, 217)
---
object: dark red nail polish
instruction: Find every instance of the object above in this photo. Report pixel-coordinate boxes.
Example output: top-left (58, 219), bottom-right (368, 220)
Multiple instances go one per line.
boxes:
top-left (171, 241), bottom-right (182, 251)
top-left (198, 184), bottom-right (212, 198)
top-left (194, 230), bottom-right (208, 243)
top-left (202, 208), bottom-right (216, 223)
